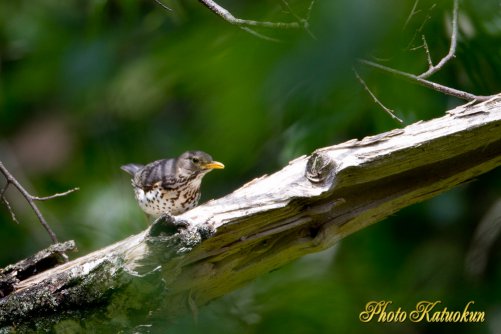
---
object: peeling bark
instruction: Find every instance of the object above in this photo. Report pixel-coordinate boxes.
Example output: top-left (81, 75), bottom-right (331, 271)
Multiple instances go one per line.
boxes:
top-left (1, 96), bottom-right (501, 332)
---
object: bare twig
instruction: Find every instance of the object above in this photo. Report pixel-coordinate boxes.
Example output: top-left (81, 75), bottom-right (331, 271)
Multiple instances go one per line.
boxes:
top-left (358, 0), bottom-right (496, 103)
top-left (152, 0), bottom-right (172, 12)
top-left (0, 184), bottom-right (19, 224)
top-left (31, 188), bottom-right (80, 201)
top-left (196, 0), bottom-right (317, 41)
top-left (281, 0), bottom-right (300, 21)
top-left (152, 0), bottom-right (315, 41)
top-left (238, 27), bottom-right (281, 43)
top-left (353, 68), bottom-right (403, 124)
top-left (305, 0), bottom-right (316, 23)
top-left (465, 199), bottom-right (501, 278)
top-left (403, 0), bottom-right (420, 30)
top-left (422, 35), bottom-right (433, 68)
top-left (280, 0), bottom-right (316, 39)
top-left (359, 59), bottom-right (492, 102)
top-left (198, 0), bottom-right (301, 29)
top-left (0, 161), bottom-right (79, 244)
top-left (418, 0), bottom-right (459, 78)
top-left (404, 3), bottom-right (435, 56)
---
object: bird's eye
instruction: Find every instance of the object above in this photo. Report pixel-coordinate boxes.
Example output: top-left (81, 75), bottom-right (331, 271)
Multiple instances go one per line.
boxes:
top-left (191, 157), bottom-right (200, 164)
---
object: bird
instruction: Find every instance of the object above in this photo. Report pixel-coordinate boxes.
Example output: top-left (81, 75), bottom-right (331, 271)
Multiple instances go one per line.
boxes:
top-left (121, 151), bottom-right (224, 219)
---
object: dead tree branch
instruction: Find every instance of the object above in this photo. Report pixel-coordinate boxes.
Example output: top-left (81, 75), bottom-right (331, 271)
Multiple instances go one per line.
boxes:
top-left (358, 59), bottom-right (493, 102)
top-left (152, 0), bottom-right (172, 12)
top-left (353, 68), bottom-right (403, 124)
top-left (418, 0), bottom-right (458, 78)
top-left (153, 0), bottom-right (314, 41)
top-left (0, 161), bottom-right (79, 244)
top-left (0, 241), bottom-right (77, 297)
top-left (197, 0), bottom-right (309, 29)
top-left (1, 96), bottom-right (501, 332)
top-left (359, 0), bottom-right (497, 103)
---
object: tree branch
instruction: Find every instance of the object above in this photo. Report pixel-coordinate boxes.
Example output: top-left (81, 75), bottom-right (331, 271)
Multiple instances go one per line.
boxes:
top-left (358, 59), bottom-right (493, 102)
top-left (1, 96), bottom-right (501, 332)
top-left (0, 162), bottom-right (79, 244)
top-left (359, 0), bottom-right (495, 103)
top-left (152, 0), bottom-right (172, 12)
top-left (0, 241), bottom-right (77, 297)
top-left (353, 68), bottom-right (403, 124)
top-left (197, 0), bottom-right (301, 29)
top-left (418, 0), bottom-right (458, 78)
top-left (152, 0), bottom-right (315, 41)
top-left (0, 184), bottom-right (18, 224)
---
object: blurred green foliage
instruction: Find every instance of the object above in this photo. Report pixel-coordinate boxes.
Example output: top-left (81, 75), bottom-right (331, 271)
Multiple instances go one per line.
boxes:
top-left (1, 0), bottom-right (500, 333)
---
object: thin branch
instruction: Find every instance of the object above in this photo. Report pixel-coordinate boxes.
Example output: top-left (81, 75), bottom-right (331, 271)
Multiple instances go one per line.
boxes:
top-left (152, 0), bottom-right (172, 12)
top-left (280, 0), bottom-right (316, 39)
top-left (198, 0), bottom-right (301, 29)
top-left (465, 199), bottom-right (501, 278)
top-left (196, 0), bottom-right (318, 41)
top-left (403, 0), bottom-right (420, 30)
top-left (359, 0), bottom-right (494, 103)
top-left (0, 183), bottom-right (19, 224)
top-left (353, 68), bottom-right (403, 124)
top-left (32, 188), bottom-right (80, 201)
top-left (0, 161), bottom-right (79, 244)
top-left (404, 3), bottom-right (435, 52)
top-left (422, 35), bottom-right (433, 68)
top-left (238, 27), bottom-right (281, 43)
top-left (281, 0), bottom-right (301, 21)
top-left (418, 0), bottom-right (458, 78)
top-left (153, 0), bottom-right (315, 41)
top-left (359, 59), bottom-right (493, 102)
top-left (305, 0), bottom-right (316, 23)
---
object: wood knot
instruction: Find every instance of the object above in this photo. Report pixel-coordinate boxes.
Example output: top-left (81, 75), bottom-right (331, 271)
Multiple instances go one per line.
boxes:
top-left (305, 152), bottom-right (336, 183)
top-left (149, 214), bottom-right (190, 237)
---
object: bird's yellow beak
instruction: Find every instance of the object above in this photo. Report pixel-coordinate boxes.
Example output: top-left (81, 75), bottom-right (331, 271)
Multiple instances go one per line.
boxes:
top-left (203, 161), bottom-right (225, 170)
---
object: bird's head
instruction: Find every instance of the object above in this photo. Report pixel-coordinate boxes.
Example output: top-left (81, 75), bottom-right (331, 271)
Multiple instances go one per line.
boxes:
top-left (176, 151), bottom-right (224, 177)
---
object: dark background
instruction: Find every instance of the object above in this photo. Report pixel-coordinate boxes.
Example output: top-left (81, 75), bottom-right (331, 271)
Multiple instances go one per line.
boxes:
top-left (1, 0), bottom-right (500, 333)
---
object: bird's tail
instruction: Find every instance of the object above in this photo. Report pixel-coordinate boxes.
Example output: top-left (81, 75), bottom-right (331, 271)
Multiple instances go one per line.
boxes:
top-left (120, 163), bottom-right (144, 176)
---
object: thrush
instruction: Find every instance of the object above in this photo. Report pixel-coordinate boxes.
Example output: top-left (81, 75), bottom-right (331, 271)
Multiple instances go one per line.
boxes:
top-left (121, 151), bottom-right (224, 218)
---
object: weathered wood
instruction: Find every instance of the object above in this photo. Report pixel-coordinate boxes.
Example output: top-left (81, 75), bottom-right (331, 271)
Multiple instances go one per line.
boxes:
top-left (1, 96), bottom-right (501, 332)
top-left (0, 241), bottom-right (76, 298)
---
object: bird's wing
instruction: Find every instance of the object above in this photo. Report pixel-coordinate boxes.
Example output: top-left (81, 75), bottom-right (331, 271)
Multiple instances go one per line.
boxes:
top-left (137, 158), bottom-right (177, 190)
